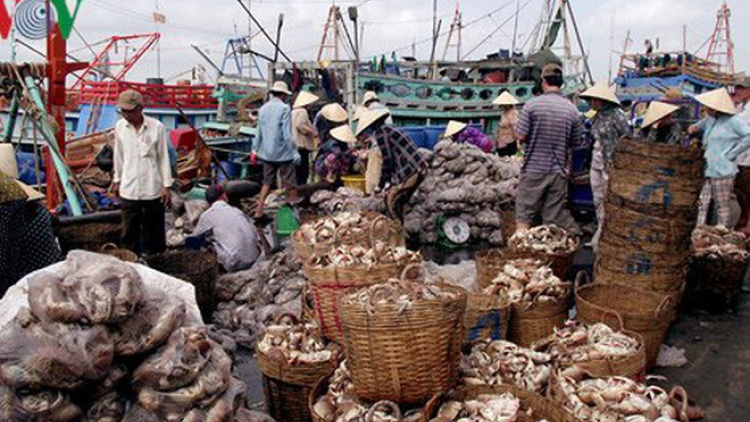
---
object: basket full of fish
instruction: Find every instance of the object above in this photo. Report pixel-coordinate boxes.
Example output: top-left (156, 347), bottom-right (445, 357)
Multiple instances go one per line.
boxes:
top-left (508, 225), bottom-right (580, 281)
top-left (424, 385), bottom-right (581, 422)
top-left (339, 278), bottom-right (467, 404)
top-left (549, 368), bottom-right (695, 422)
top-left (460, 340), bottom-right (552, 395)
top-left (484, 259), bottom-right (571, 346)
top-left (310, 360), bottom-right (427, 422)
top-left (304, 242), bottom-right (421, 343)
top-left (531, 320), bottom-right (646, 380)
top-left (256, 314), bottom-right (341, 422)
top-left (0, 251), bottom-right (257, 422)
top-left (686, 226), bottom-right (750, 310)
top-left (293, 211), bottom-right (404, 262)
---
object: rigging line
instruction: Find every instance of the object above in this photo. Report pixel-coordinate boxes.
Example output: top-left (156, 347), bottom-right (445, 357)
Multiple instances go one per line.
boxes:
top-left (72, 27), bottom-right (99, 58)
top-left (234, 0), bottom-right (292, 62)
top-left (364, 0), bottom-right (520, 58)
top-left (461, 0), bottom-right (536, 60)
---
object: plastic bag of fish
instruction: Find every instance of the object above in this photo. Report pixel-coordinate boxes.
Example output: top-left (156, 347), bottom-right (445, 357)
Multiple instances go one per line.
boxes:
top-left (429, 393), bottom-right (552, 422)
top-left (308, 242), bottom-right (420, 270)
top-left (257, 317), bottom-right (339, 365)
top-left (691, 225), bottom-right (750, 261)
top-left (342, 279), bottom-right (460, 315)
top-left (461, 340), bottom-right (552, 394)
top-left (551, 368), bottom-right (689, 422)
top-left (313, 361), bottom-right (424, 422)
top-left (509, 225), bottom-right (578, 255)
top-left (484, 259), bottom-right (569, 305)
top-left (311, 187), bottom-right (387, 214)
top-left (297, 212), bottom-right (378, 248)
top-left (532, 321), bottom-right (640, 364)
top-left (404, 141), bottom-right (521, 245)
top-left (212, 248), bottom-right (307, 349)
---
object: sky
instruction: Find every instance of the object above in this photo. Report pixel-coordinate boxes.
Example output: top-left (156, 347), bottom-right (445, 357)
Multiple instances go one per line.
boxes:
top-left (1, 0), bottom-right (747, 84)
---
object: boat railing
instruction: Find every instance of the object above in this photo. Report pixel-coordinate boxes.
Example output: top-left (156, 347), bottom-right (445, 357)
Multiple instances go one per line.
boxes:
top-left (70, 81), bottom-right (218, 110)
top-left (618, 51), bottom-right (744, 85)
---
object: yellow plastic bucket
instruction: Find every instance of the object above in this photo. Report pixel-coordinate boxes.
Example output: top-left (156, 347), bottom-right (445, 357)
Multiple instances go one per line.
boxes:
top-left (341, 175), bottom-right (366, 193)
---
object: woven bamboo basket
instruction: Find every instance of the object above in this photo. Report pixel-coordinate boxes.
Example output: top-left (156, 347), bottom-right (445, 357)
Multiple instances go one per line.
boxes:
top-left (99, 243), bottom-right (138, 263)
top-left (498, 207), bottom-right (517, 242)
top-left (594, 264), bottom-right (687, 296)
top-left (533, 311), bottom-right (646, 380)
top-left (292, 212), bottom-right (404, 262)
top-left (257, 315), bottom-right (339, 422)
top-left (305, 256), bottom-right (417, 343)
top-left (611, 138), bottom-right (704, 180)
top-left (475, 249), bottom-right (517, 291)
top-left (596, 240), bottom-right (689, 295)
top-left (425, 385), bottom-right (582, 422)
top-left (463, 292), bottom-right (511, 345)
top-left (509, 239), bottom-right (580, 281)
top-left (339, 284), bottom-right (467, 404)
top-left (601, 201), bottom-right (694, 254)
top-left (608, 168), bottom-right (702, 217)
top-left (508, 287), bottom-right (571, 347)
top-left (146, 249), bottom-right (218, 322)
top-left (686, 255), bottom-right (750, 311)
top-left (575, 274), bottom-right (677, 369)
top-left (549, 371), bottom-right (692, 422)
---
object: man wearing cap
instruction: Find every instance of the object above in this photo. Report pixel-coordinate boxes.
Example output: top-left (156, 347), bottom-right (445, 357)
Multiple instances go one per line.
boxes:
top-left (515, 63), bottom-right (583, 234)
top-left (191, 184), bottom-right (261, 272)
top-left (356, 109), bottom-right (426, 221)
top-left (113, 90), bottom-right (173, 255)
top-left (292, 91), bottom-right (319, 185)
top-left (362, 91), bottom-right (393, 124)
top-left (689, 88), bottom-right (750, 227)
top-left (0, 169), bottom-right (59, 295)
top-left (579, 82), bottom-right (631, 249)
top-left (252, 81), bottom-right (299, 218)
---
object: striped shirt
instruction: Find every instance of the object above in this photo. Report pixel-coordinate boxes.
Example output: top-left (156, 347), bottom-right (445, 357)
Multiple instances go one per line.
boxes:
top-left (517, 92), bottom-right (584, 175)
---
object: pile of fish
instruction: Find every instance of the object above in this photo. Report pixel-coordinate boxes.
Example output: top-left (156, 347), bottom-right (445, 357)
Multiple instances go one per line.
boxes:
top-left (461, 340), bottom-right (552, 394)
top-left (509, 225), bottom-right (578, 255)
top-left (0, 251), bottom-right (261, 422)
top-left (429, 393), bottom-right (551, 422)
top-left (551, 369), bottom-right (684, 422)
top-left (532, 321), bottom-right (641, 363)
top-left (484, 260), bottom-right (569, 305)
top-left (213, 248), bottom-right (307, 349)
top-left (308, 243), bottom-right (420, 270)
top-left (342, 280), bottom-right (460, 315)
top-left (257, 318), bottom-right (338, 364)
top-left (311, 187), bottom-right (387, 214)
top-left (691, 225), bottom-right (750, 261)
top-left (313, 361), bottom-right (424, 422)
top-left (404, 141), bottom-right (522, 245)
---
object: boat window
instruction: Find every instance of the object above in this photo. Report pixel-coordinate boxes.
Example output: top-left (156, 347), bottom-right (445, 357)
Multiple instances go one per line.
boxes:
top-left (515, 87), bottom-right (528, 97)
top-left (460, 88), bottom-right (475, 100)
top-left (479, 89), bottom-right (494, 100)
top-left (416, 87), bottom-right (433, 99)
top-left (391, 84), bottom-right (411, 97)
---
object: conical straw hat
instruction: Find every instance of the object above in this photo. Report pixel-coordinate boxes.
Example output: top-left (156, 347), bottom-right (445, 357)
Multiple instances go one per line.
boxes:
top-left (269, 81), bottom-right (292, 95)
top-left (320, 103), bottom-right (349, 123)
top-left (641, 101), bottom-right (680, 129)
top-left (293, 91), bottom-right (319, 109)
top-left (17, 180), bottom-right (44, 201)
top-left (352, 105), bottom-right (368, 122)
top-left (362, 91), bottom-right (380, 105)
top-left (695, 88), bottom-right (737, 115)
top-left (355, 109), bottom-right (390, 136)
top-left (0, 144), bottom-right (19, 179)
top-left (444, 121), bottom-right (468, 138)
top-left (331, 124), bottom-right (358, 144)
top-left (492, 91), bottom-right (520, 106)
top-left (579, 82), bottom-right (621, 106)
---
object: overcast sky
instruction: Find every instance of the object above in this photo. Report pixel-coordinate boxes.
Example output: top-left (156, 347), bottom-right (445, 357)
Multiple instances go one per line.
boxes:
top-left (1, 0), bottom-right (747, 84)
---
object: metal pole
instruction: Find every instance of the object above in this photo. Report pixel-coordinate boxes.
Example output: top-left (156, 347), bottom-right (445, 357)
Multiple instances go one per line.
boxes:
top-left (565, 0), bottom-right (594, 84)
top-left (273, 13), bottom-right (284, 63)
top-left (155, 0), bottom-right (161, 78)
top-left (3, 96), bottom-right (20, 143)
top-left (511, 0), bottom-right (520, 55)
top-left (234, 0), bottom-right (291, 62)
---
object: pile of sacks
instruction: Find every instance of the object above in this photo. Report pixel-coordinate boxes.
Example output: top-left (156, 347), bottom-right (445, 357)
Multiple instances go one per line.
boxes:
top-left (212, 248), bottom-right (307, 349)
top-left (404, 141), bottom-right (522, 245)
top-left (0, 251), bottom-right (262, 422)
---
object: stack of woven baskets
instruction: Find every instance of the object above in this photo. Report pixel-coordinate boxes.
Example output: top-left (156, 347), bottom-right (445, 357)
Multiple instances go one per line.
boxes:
top-left (591, 138), bottom-right (705, 368)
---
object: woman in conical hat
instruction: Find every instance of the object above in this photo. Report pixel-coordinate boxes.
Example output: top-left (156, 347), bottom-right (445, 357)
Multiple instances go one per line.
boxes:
top-left (579, 82), bottom-right (630, 250)
top-left (492, 91), bottom-right (521, 157)
top-left (639, 101), bottom-right (682, 145)
top-left (688, 88), bottom-right (750, 228)
top-left (314, 125), bottom-right (359, 184)
top-left (442, 121), bottom-right (493, 153)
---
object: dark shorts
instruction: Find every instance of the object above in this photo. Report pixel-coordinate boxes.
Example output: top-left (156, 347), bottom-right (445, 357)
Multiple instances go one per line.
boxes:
top-left (736, 166), bottom-right (750, 196)
top-left (261, 160), bottom-right (296, 189)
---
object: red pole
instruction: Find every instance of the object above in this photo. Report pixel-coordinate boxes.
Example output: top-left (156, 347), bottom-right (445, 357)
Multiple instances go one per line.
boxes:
top-left (46, 24), bottom-right (67, 210)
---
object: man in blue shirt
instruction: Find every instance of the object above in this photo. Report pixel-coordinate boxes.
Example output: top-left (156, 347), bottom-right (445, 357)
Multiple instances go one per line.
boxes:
top-left (252, 81), bottom-right (300, 218)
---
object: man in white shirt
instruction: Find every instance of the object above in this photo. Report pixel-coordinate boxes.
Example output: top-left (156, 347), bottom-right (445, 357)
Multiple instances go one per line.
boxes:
top-left (112, 90), bottom-right (173, 255)
top-left (191, 185), bottom-right (260, 272)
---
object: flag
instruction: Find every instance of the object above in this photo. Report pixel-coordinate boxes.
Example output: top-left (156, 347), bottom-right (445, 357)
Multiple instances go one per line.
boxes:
top-left (0, 0), bottom-right (23, 40)
top-left (153, 11), bottom-right (165, 24)
top-left (49, 0), bottom-right (84, 39)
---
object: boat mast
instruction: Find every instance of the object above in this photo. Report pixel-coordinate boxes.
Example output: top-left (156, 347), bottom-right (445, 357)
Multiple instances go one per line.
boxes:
top-left (511, 0), bottom-right (520, 56)
top-left (705, 2), bottom-right (735, 74)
